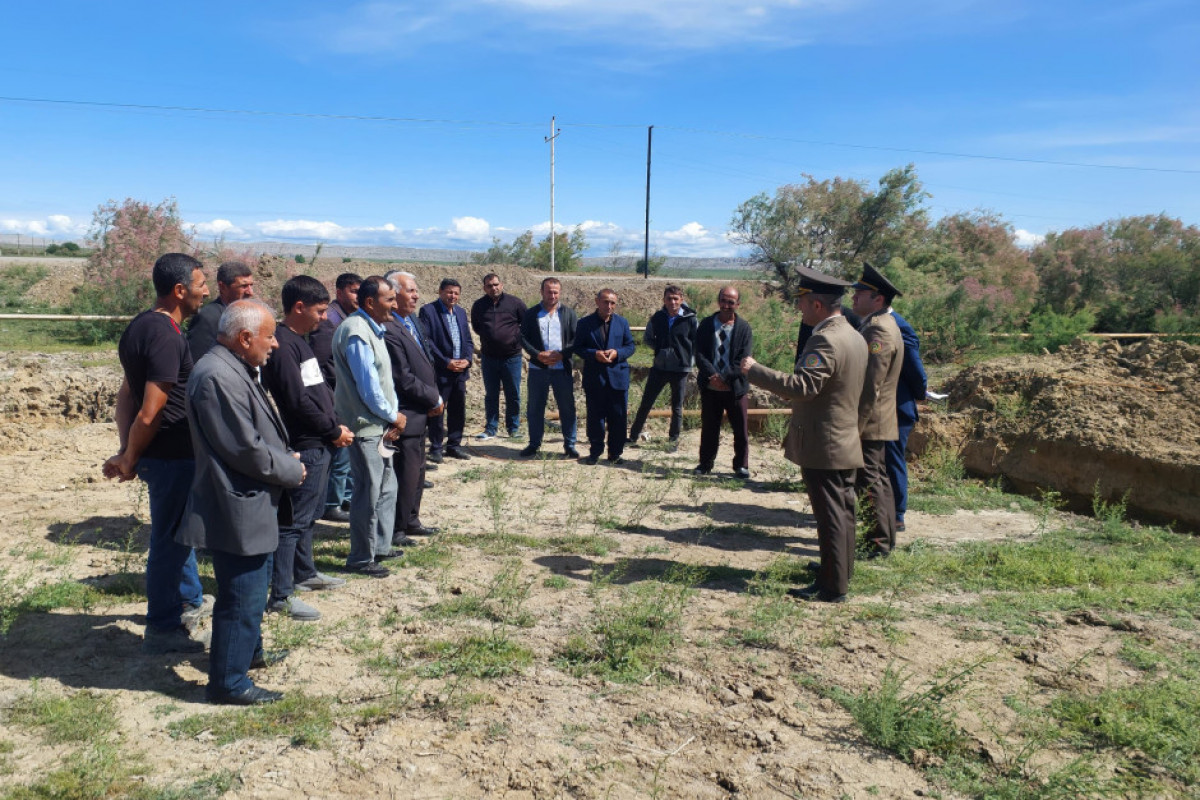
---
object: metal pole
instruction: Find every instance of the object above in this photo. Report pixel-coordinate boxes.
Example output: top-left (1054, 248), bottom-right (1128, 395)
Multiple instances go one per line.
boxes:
top-left (643, 125), bottom-right (653, 279)
top-left (545, 116), bottom-right (561, 272)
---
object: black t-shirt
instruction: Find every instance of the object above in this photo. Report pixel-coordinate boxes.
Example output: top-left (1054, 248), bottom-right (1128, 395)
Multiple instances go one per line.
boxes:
top-left (118, 310), bottom-right (194, 460)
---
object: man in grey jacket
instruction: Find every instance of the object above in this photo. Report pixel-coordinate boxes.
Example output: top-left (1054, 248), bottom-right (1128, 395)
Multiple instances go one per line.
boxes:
top-left (178, 300), bottom-right (305, 705)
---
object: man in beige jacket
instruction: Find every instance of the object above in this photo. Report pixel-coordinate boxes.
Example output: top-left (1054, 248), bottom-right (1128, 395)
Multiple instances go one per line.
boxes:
top-left (852, 263), bottom-right (905, 559)
top-left (742, 266), bottom-right (867, 602)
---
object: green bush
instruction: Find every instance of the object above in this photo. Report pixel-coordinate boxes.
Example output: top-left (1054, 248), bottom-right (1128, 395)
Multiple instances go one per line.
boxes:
top-left (1022, 307), bottom-right (1095, 353)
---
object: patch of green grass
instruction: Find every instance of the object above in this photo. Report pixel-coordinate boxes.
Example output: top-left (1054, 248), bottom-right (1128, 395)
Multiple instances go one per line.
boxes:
top-left (455, 466), bottom-right (487, 482)
top-left (735, 559), bottom-right (806, 650)
top-left (5, 688), bottom-right (116, 744)
top-left (557, 562), bottom-right (702, 682)
top-left (167, 693), bottom-right (334, 748)
top-left (2, 744), bottom-right (147, 800)
top-left (397, 541), bottom-right (454, 569)
top-left (0, 580), bottom-right (104, 634)
top-left (414, 634), bottom-right (534, 679)
top-left (543, 575), bottom-right (569, 589)
top-left (546, 533), bottom-right (619, 556)
top-left (908, 446), bottom-right (1037, 515)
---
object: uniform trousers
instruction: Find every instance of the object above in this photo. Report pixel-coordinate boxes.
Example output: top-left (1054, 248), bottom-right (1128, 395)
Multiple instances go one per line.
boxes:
top-left (857, 440), bottom-right (898, 554)
top-left (802, 467), bottom-right (858, 597)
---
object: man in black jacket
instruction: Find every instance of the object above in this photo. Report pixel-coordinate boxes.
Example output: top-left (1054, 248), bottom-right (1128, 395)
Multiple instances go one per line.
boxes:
top-left (470, 273), bottom-right (527, 440)
top-left (186, 260), bottom-right (255, 360)
top-left (694, 286), bottom-right (753, 478)
top-left (628, 285), bottom-right (698, 450)
top-left (519, 277), bottom-right (579, 458)
top-left (384, 272), bottom-right (444, 542)
top-left (261, 276), bottom-right (354, 622)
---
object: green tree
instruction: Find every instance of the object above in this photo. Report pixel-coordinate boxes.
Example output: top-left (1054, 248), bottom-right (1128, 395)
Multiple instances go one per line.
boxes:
top-left (729, 165), bottom-right (928, 294)
top-left (530, 226), bottom-right (587, 272)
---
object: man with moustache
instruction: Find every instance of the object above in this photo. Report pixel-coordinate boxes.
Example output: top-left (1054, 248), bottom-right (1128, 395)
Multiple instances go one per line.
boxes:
top-left (576, 289), bottom-right (636, 465)
top-left (103, 252), bottom-right (213, 655)
top-left (694, 286), bottom-right (753, 479)
top-left (186, 260), bottom-right (255, 360)
top-left (332, 276), bottom-right (407, 577)
top-left (177, 300), bottom-right (306, 705)
top-left (384, 272), bottom-right (444, 544)
top-left (261, 276), bottom-right (354, 623)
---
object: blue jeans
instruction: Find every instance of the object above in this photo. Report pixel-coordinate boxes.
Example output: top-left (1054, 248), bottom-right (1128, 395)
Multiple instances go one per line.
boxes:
top-left (207, 550), bottom-right (272, 698)
top-left (137, 457), bottom-right (203, 632)
top-left (324, 445), bottom-right (352, 512)
top-left (481, 354), bottom-right (522, 435)
top-left (346, 434), bottom-right (397, 568)
top-left (527, 367), bottom-right (576, 450)
top-left (272, 447), bottom-right (332, 602)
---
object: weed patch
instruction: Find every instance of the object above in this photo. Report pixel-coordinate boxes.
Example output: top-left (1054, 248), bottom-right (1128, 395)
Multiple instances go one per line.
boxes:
top-left (167, 693), bottom-right (334, 747)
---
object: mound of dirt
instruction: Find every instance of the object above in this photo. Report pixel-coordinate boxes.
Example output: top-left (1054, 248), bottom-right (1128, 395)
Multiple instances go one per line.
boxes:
top-left (0, 353), bottom-right (121, 453)
top-left (915, 339), bottom-right (1200, 529)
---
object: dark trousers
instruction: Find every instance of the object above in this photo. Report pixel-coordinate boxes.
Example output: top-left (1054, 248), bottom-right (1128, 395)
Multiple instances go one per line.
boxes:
top-left (271, 446), bottom-right (332, 603)
top-left (428, 375), bottom-right (467, 454)
top-left (208, 550), bottom-right (272, 698)
top-left (802, 467), bottom-right (858, 597)
top-left (527, 367), bottom-right (577, 450)
top-left (857, 440), bottom-right (898, 554)
top-left (697, 388), bottom-right (749, 470)
top-left (885, 419), bottom-right (915, 524)
top-left (482, 354), bottom-right (522, 435)
top-left (585, 385), bottom-right (628, 460)
top-left (628, 368), bottom-right (688, 442)
top-left (393, 433), bottom-right (427, 535)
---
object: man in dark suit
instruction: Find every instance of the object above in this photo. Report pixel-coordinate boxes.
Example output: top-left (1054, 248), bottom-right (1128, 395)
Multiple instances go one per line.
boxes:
top-left (520, 277), bottom-right (579, 459)
top-left (419, 278), bottom-right (473, 462)
top-left (178, 300), bottom-right (306, 705)
top-left (888, 308), bottom-right (927, 533)
top-left (694, 286), bottom-right (753, 478)
top-left (185, 260), bottom-right (255, 360)
top-left (385, 272), bottom-right (444, 543)
top-left (576, 288), bottom-right (636, 465)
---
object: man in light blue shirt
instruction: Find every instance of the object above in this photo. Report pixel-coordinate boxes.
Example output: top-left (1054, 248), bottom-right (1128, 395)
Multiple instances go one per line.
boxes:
top-left (332, 276), bottom-right (406, 578)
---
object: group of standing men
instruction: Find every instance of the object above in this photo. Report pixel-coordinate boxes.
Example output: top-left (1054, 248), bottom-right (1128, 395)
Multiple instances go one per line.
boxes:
top-left (103, 254), bottom-right (920, 705)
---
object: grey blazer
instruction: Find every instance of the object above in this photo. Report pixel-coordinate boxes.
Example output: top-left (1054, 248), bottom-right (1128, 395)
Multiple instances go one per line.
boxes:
top-left (177, 344), bottom-right (305, 556)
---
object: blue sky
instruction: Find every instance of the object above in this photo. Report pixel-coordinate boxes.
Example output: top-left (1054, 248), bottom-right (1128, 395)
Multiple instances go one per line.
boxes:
top-left (2, 1), bottom-right (1197, 257)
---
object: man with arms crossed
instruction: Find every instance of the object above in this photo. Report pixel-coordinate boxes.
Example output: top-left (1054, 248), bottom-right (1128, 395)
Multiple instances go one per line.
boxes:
top-left (186, 260), bottom-right (255, 360)
top-left (332, 276), bottom-right (407, 577)
top-left (261, 276), bottom-right (353, 622)
top-left (178, 300), bottom-right (305, 705)
top-left (103, 252), bottom-right (212, 654)
top-left (694, 286), bottom-right (753, 478)
top-left (419, 278), bottom-right (473, 462)
top-left (742, 267), bottom-right (866, 603)
top-left (520, 277), bottom-right (579, 459)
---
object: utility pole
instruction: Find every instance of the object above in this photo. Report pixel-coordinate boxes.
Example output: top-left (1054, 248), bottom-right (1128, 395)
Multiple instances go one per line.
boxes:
top-left (643, 125), bottom-right (653, 279)
top-left (545, 116), bottom-right (561, 272)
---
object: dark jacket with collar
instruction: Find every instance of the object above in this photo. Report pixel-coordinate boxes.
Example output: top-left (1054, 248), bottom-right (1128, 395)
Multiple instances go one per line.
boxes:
top-left (185, 298), bottom-right (227, 361)
top-left (470, 292), bottom-right (527, 358)
top-left (695, 313), bottom-right (753, 397)
top-left (891, 310), bottom-right (927, 425)
top-left (643, 304), bottom-right (698, 373)
top-left (577, 312), bottom-right (636, 391)
top-left (177, 344), bottom-right (304, 556)
top-left (521, 302), bottom-right (579, 371)
top-left (418, 300), bottom-right (474, 382)
top-left (384, 315), bottom-right (442, 439)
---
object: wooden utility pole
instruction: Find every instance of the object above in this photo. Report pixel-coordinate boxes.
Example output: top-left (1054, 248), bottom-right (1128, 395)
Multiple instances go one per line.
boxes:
top-left (643, 125), bottom-right (653, 279)
top-left (545, 116), bottom-right (561, 272)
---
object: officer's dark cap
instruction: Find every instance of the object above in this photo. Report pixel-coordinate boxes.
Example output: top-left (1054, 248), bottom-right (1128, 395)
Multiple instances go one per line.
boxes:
top-left (793, 265), bottom-right (852, 296)
top-left (852, 262), bottom-right (902, 301)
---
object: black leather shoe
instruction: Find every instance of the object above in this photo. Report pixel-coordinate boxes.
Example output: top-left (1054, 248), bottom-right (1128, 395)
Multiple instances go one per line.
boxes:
top-left (805, 560), bottom-right (820, 573)
top-left (787, 584), bottom-right (847, 603)
top-left (350, 562), bottom-right (390, 578)
top-left (250, 649), bottom-right (289, 669)
top-left (896, 521), bottom-right (906, 533)
top-left (422, 479), bottom-right (434, 489)
top-left (445, 448), bottom-right (471, 460)
top-left (519, 444), bottom-right (539, 458)
top-left (406, 526), bottom-right (439, 537)
top-left (321, 507), bottom-right (350, 523)
top-left (427, 451), bottom-right (444, 464)
top-left (563, 447), bottom-right (579, 458)
top-left (391, 535), bottom-right (418, 547)
top-left (207, 685), bottom-right (283, 705)
top-left (607, 456), bottom-right (626, 466)
top-left (374, 551), bottom-right (402, 562)
top-left (582, 455), bottom-right (599, 465)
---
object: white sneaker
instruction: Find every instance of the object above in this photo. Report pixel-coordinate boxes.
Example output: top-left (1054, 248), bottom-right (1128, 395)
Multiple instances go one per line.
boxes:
top-left (475, 431), bottom-right (495, 440)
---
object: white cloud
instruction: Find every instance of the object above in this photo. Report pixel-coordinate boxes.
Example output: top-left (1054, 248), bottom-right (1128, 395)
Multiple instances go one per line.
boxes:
top-left (1013, 229), bottom-right (1045, 249)
top-left (450, 216), bottom-right (491, 240)
top-left (0, 215), bottom-right (87, 238)
top-left (192, 219), bottom-right (245, 237)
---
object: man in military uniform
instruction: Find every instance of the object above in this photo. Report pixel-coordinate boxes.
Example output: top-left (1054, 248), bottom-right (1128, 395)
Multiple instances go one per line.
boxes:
top-left (742, 266), bottom-right (866, 602)
top-left (851, 263), bottom-right (905, 559)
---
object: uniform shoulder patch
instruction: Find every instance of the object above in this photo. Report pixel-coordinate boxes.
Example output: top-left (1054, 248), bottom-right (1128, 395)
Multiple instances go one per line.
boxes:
top-left (869, 340), bottom-right (883, 355)
top-left (803, 352), bottom-right (825, 369)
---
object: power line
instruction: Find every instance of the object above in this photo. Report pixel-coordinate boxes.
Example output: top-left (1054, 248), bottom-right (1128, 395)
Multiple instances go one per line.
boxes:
top-left (4, 94), bottom-right (1197, 175)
